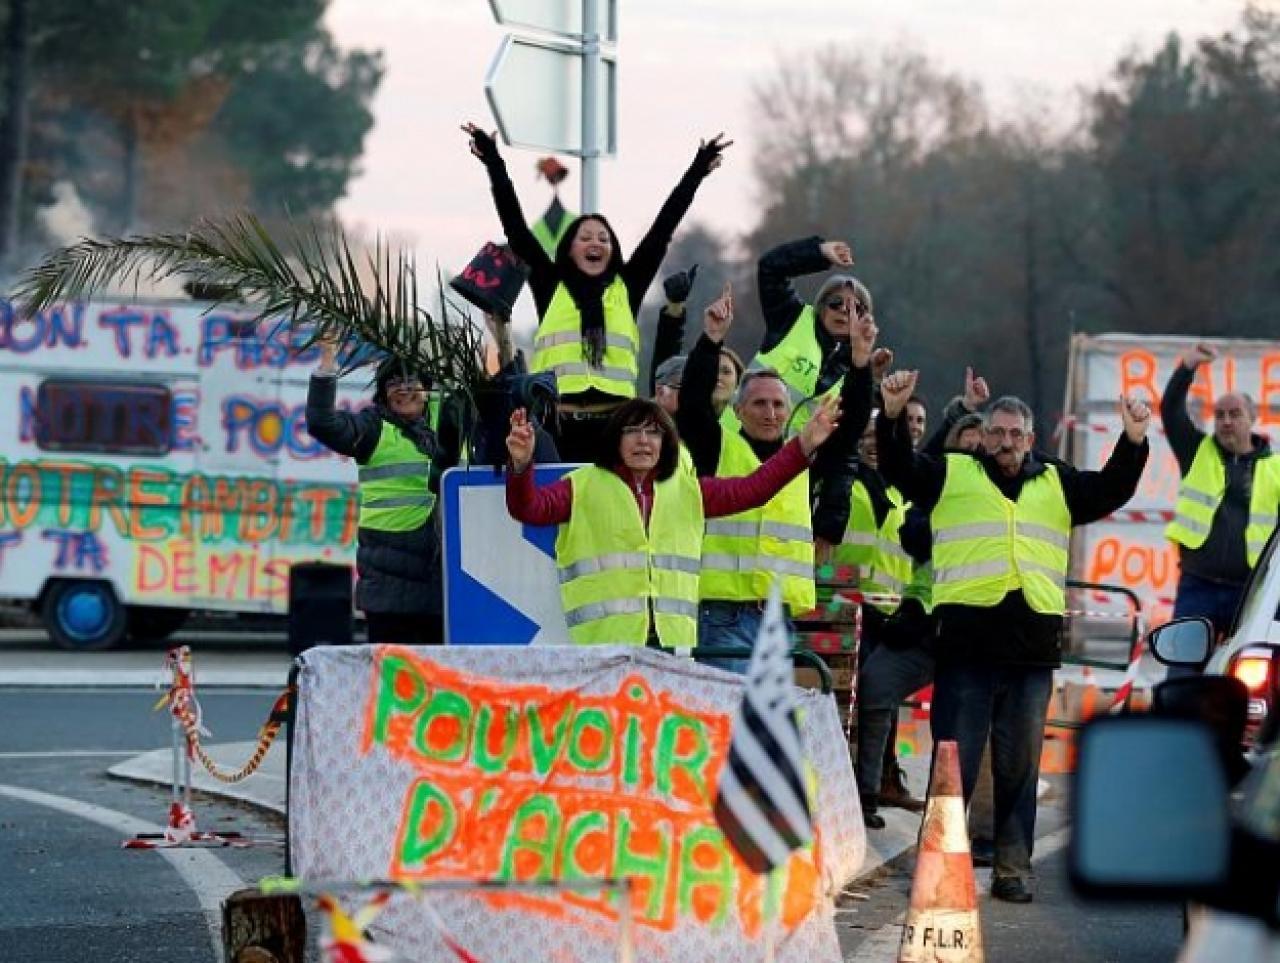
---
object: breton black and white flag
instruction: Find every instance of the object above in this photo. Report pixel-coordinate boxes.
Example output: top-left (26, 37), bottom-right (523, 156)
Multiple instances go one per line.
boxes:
top-left (713, 582), bottom-right (813, 873)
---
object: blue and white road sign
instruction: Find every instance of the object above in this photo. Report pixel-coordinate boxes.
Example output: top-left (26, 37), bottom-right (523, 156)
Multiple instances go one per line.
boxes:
top-left (441, 464), bottom-right (577, 644)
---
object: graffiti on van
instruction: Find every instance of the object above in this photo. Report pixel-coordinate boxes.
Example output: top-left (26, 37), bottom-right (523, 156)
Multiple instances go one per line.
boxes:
top-left (0, 457), bottom-right (357, 604)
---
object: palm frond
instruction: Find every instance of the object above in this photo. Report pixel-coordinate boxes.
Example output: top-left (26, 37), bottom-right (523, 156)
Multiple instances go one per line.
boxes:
top-left (12, 213), bottom-right (490, 400)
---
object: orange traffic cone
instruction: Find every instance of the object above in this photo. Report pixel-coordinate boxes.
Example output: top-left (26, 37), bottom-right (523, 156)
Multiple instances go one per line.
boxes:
top-left (897, 740), bottom-right (983, 962)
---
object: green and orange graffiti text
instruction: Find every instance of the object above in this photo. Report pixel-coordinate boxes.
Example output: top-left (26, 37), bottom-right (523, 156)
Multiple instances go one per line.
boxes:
top-left (361, 646), bottom-right (823, 936)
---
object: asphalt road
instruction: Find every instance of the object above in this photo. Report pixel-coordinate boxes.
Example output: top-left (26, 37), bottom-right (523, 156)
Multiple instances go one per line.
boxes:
top-left (0, 634), bottom-right (1189, 963)
top-left (0, 688), bottom-right (297, 963)
top-left (835, 777), bottom-right (1185, 962)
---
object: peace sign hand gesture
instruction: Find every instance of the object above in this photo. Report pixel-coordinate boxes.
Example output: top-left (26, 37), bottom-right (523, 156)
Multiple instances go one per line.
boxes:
top-left (800, 394), bottom-right (842, 457)
top-left (461, 121), bottom-right (502, 166)
top-left (694, 133), bottom-right (734, 175)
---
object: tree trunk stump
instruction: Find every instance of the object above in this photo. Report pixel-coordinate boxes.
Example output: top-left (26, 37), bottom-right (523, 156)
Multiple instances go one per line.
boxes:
top-left (221, 888), bottom-right (306, 963)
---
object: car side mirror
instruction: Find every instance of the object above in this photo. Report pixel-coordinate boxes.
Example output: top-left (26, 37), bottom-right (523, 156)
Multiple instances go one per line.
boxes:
top-left (1070, 716), bottom-right (1231, 901)
top-left (1147, 617), bottom-right (1214, 669)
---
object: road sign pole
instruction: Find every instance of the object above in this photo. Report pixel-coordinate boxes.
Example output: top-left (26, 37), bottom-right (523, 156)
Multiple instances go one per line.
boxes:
top-left (580, 0), bottom-right (600, 213)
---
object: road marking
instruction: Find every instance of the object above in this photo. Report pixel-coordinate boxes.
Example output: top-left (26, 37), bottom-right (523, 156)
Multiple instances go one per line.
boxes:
top-left (0, 782), bottom-right (246, 962)
top-left (845, 825), bottom-right (1073, 962)
top-left (0, 668), bottom-right (287, 688)
top-left (0, 750), bottom-right (153, 759)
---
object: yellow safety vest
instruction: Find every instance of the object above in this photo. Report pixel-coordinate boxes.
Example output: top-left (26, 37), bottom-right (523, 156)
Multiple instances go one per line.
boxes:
top-left (357, 425), bottom-right (435, 532)
top-left (531, 212), bottom-right (574, 260)
top-left (556, 466), bottom-right (702, 646)
top-left (833, 478), bottom-right (878, 570)
top-left (863, 487), bottom-right (916, 615)
top-left (750, 305), bottom-right (842, 434)
top-left (530, 278), bottom-right (639, 398)
top-left (1166, 435), bottom-right (1280, 568)
top-left (930, 453), bottom-right (1071, 615)
top-left (700, 432), bottom-right (815, 612)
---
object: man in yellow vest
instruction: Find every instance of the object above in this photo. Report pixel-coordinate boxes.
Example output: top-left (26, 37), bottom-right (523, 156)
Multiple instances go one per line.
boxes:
top-left (878, 370), bottom-right (1151, 903)
top-left (306, 340), bottom-right (444, 645)
top-left (677, 283), bottom-right (874, 669)
top-left (1162, 342), bottom-right (1280, 642)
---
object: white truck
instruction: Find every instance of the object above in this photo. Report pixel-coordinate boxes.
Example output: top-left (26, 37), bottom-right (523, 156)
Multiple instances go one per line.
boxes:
top-left (1059, 332), bottom-right (1280, 628)
top-left (0, 297), bottom-right (365, 649)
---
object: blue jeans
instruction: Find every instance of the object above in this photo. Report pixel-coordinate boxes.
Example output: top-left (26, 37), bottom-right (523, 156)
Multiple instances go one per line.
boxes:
top-left (1169, 572), bottom-right (1244, 677)
top-left (697, 601), bottom-right (765, 675)
top-left (930, 662), bottom-right (1054, 881)
top-left (856, 643), bottom-right (936, 803)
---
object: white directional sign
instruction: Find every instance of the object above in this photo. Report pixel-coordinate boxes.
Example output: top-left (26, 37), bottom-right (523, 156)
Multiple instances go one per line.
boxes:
top-left (484, 34), bottom-right (617, 157)
top-left (441, 464), bottom-right (575, 644)
top-left (488, 0), bottom-right (618, 41)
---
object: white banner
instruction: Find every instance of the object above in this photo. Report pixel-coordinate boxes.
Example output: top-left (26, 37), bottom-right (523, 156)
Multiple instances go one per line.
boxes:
top-left (290, 644), bottom-right (865, 962)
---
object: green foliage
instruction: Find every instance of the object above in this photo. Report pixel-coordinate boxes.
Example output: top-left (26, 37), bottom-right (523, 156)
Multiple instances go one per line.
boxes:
top-left (13, 214), bottom-right (489, 403)
top-left (210, 29), bottom-right (384, 217)
top-left (12, 0), bottom-right (380, 237)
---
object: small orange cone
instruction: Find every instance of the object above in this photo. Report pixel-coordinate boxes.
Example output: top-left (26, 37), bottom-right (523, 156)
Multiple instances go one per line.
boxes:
top-left (897, 740), bottom-right (983, 962)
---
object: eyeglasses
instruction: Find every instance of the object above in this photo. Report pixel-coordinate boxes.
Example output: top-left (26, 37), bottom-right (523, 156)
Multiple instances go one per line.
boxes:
top-left (824, 295), bottom-right (868, 317)
top-left (984, 425), bottom-right (1028, 443)
top-left (621, 425), bottom-right (663, 440)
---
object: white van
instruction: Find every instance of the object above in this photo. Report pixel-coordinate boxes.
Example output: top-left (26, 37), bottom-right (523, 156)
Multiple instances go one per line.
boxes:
top-left (0, 297), bottom-right (364, 649)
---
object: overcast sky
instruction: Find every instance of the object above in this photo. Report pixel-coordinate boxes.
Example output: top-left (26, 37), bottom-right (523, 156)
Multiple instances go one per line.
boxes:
top-left (325, 0), bottom-right (1250, 326)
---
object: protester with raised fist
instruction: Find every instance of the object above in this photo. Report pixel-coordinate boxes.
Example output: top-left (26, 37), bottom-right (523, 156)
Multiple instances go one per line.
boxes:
top-left (877, 369), bottom-right (1150, 904)
top-left (1162, 341), bottom-right (1280, 642)
top-left (463, 121), bottom-right (731, 461)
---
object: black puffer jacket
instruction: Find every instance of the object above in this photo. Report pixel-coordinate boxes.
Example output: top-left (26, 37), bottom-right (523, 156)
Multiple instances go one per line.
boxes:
top-left (305, 374), bottom-right (442, 616)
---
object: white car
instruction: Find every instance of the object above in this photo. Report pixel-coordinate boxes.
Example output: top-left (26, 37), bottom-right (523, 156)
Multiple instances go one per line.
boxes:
top-left (1208, 527), bottom-right (1280, 749)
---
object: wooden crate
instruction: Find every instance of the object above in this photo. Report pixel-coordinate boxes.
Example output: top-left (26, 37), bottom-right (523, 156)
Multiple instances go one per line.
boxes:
top-left (792, 565), bottom-right (861, 731)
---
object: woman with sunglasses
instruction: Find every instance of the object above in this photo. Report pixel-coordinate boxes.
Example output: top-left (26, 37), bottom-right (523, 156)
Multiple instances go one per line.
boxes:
top-left (462, 121), bottom-right (731, 462)
top-left (746, 235), bottom-right (877, 433)
top-left (505, 395), bottom-right (841, 648)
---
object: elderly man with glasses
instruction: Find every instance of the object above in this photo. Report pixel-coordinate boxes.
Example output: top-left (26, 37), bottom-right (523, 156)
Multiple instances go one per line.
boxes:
top-left (876, 377), bottom-right (1151, 904)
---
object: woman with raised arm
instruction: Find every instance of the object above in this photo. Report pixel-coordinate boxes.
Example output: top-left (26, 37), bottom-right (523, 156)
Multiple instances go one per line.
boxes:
top-left (505, 395), bottom-right (840, 648)
top-left (746, 234), bottom-right (881, 433)
top-left (463, 121), bottom-right (731, 461)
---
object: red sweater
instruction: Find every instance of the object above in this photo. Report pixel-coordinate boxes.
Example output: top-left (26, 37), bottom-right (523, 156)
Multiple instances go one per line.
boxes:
top-left (506, 437), bottom-right (812, 526)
